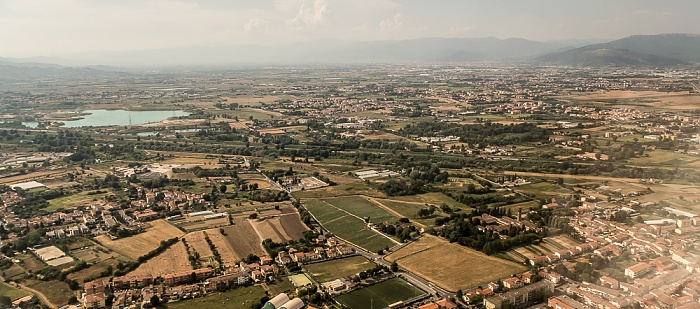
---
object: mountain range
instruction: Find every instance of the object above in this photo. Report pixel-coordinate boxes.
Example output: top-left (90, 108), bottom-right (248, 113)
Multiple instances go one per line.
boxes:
top-left (1, 33), bottom-right (698, 79)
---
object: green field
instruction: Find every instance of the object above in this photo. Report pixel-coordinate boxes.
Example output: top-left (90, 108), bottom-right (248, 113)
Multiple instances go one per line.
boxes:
top-left (305, 256), bottom-right (376, 283)
top-left (376, 199), bottom-right (438, 226)
top-left (304, 199), bottom-right (396, 252)
top-left (0, 282), bottom-right (31, 301)
top-left (334, 278), bottom-right (426, 309)
top-left (288, 274), bottom-right (313, 287)
top-left (46, 191), bottom-right (109, 212)
top-left (323, 196), bottom-right (398, 224)
top-left (389, 192), bottom-right (471, 211)
top-left (166, 285), bottom-right (265, 309)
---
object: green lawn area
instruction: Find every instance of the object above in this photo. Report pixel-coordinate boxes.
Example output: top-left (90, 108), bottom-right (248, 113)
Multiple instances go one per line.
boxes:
top-left (304, 199), bottom-right (396, 252)
top-left (389, 192), bottom-right (471, 211)
top-left (334, 278), bottom-right (426, 309)
top-left (376, 199), bottom-right (440, 226)
top-left (165, 285), bottom-right (265, 309)
top-left (46, 191), bottom-right (108, 212)
top-left (0, 281), bottom-right (31, 301)
top-left (323, 196), bottom-right (398, 223)
top-left (305, 256), bottom-right (376, 283)
top-left (287, 274), bottom-right (313, 287)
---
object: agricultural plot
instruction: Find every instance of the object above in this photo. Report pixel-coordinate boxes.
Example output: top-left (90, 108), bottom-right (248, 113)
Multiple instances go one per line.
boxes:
top-left (25, 279), bottom-right (74, 307)
top-left (67, 257), bottom-right (122, 283)
top-left (304, 199), bottom-right (396, 253)
top-left (334, 278), bottom-right (426, 309)
top-left (129, 241), bottom-right (192, 277)
top-left (375, 199), bottom-right (440, 226)
top-left (386, 235), bottom-right (527, 292)
top-left (176, 217), bottom-right (230, 232)
top-left (184, 231), bottom-right (214, 258)
top-left (0, 282), bottom-right (30, 301)
top-left (250, 218), bottom-right (292, 243)
top-left (389, 192), bottom-right (471, 211)
top-left (95, 220), bottom-right (184, 259)
top-left (45, 191), bottom-right (109, 212)
top-left (321, 196), bottom-right (399, 224)
top-left (208, 217), bottom-right (267, 265)
top-left (305, 256), bottom-right (376, 283)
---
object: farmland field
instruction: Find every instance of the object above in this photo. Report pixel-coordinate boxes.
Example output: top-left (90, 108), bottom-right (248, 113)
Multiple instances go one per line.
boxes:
top-left (305, 256), bottom-right (376, 283)
top-left (165, 285), bottom-right (265, 309)
top-left (207, 217), bottom-right (267, 266)
top-left (94, 220), bottom-right (185, 259)
top-left (129, 241), bottom-right (192, 277)
top-left (25, 279), bottom-right (74, 307)
top-left (184, 231), bottom-right (214, 258)
top-left (321, 196), bottom-right (399, 223)
top-left (386, 235), bottom-right (527, 292)
top-left (46, 191), bottom-right (109, 212)
top-left (334, 278), bottom-right (426, 309)
top-left (249, 213), bottom-right (308, 243)
top-left (67, 257), bottom-right (122, 283)
top-left (388, 192), bottom-right (471, 211)
top-left (304, 199), bottom-right (397, 252)
top-left (0, 281), bottom-right (30, 301)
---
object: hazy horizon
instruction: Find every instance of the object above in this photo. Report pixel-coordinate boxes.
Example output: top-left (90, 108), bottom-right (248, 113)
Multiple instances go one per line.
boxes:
top-left (1, 0), bottom-right (699, 58)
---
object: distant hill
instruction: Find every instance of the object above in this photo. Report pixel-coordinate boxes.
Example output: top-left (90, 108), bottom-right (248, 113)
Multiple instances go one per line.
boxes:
top-left (48, 37), bottom-right (573, 66)
top-left (0, 58), bottom-right (123, 82)
top-left (537, 33), bottom-right (699, 66)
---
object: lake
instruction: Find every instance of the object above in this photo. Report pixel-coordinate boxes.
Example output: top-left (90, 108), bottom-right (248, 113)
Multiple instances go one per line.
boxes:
top-left (60, 109), bottom-right (190, 128)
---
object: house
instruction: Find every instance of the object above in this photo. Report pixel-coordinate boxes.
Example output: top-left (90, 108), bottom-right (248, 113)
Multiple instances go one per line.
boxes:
top-left (484, 280), bottom-right (555, 309)
top-left (112, 275), bottom-right (154, 290)
top-left (163, 268), bottom-right (213, 286)
top-left (548, 295), bottom-right (586, 309)
top-left (205, 271), bottom-right (249, 291)
top-left (84, 293), bottom-right (106, 309)
top-left (435, 298), bottom-right (457, 309)
top-left (337, 245), bottom-right (354, 255)
top-left (503, 277), bottom-right (523, 289)
top-left (625, 262), bottom-right (653, 278)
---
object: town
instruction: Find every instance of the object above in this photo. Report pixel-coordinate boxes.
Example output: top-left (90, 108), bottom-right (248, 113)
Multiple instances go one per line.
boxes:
top-left (0, 61), bottom-right (698, 309)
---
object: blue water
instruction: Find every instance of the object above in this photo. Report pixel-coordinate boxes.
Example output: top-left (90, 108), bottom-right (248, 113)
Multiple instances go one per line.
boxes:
top-left (60, 109), bottom-right (190, 128)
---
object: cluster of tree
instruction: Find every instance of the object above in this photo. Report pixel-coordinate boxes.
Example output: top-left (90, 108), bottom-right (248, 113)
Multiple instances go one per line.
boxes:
top-left (431, 208), bottom-right (546, 255)
top-left (378, 165), bottom-right (448, 196)
top-left (377, 223), bottom-right (417, 242)
top-left (203, 232), bottom-right (223, 269)
top-left (399, 122), bottom-right (549, 146)
top-left (358, 265), bottom-right (388, 279)
top-left (138, 177), bottom-right (194, 189)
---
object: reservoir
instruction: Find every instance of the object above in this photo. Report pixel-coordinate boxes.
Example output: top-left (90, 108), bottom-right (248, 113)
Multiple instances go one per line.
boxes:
top-left (60, 109), bottom-right (190, 128)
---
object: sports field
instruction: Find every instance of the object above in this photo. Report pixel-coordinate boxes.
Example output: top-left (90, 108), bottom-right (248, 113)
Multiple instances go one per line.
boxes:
top-left (288, 274), bottom-right (313, 288)
top-left (304, 199), bottom-right (396, 252)
top-left (334, 278), bottom-right (425, 309)
top-left (305, 256), bottom-right (376, 283)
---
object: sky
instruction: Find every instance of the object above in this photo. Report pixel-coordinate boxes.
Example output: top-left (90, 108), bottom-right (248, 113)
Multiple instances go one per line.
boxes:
top-left (0, 0), bottom-right (699, 57)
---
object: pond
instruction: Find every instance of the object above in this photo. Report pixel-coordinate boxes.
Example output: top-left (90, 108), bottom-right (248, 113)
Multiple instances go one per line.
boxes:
top-left (60, 109), bottom-right (190, 128)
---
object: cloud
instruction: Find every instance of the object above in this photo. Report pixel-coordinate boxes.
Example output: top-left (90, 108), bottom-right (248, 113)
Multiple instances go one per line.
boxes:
top-left (244, 18), bottom-right (268, 32)
top-left (286, 0), bottom-right (328, 27)
top-left (379, 13), bottom-right (402, 31)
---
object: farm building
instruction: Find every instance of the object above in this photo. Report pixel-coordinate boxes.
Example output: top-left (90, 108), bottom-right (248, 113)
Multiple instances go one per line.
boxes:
top-left (10, 181), bottom-right (45, 191)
